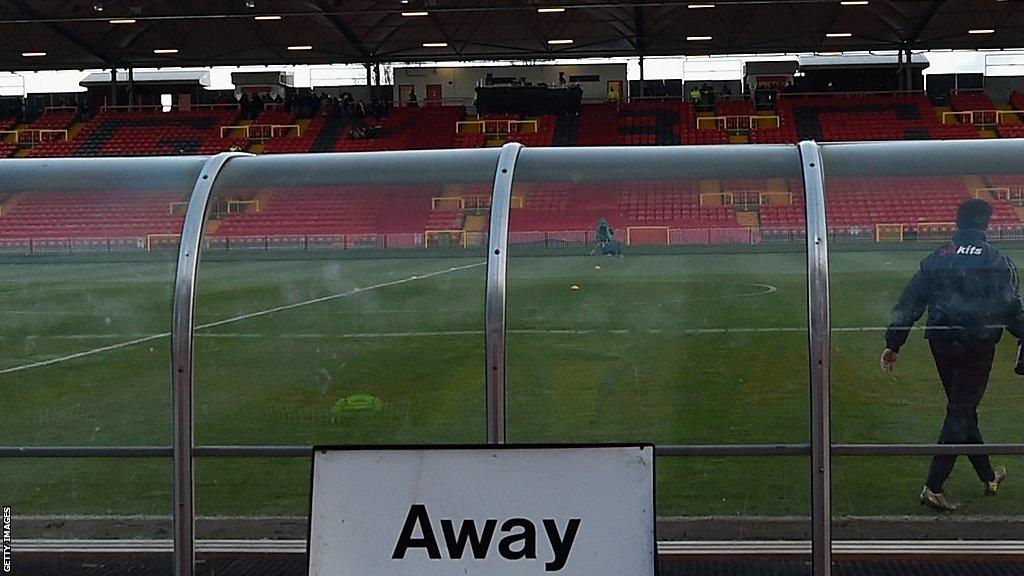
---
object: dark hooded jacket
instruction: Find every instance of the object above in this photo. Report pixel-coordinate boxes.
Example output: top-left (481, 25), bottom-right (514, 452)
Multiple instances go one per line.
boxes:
top-left (886, 229), bottom-right (1024, 352)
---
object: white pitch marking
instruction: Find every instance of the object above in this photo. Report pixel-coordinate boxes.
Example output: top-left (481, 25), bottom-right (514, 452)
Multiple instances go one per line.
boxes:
top-left (0, 262), bottom-right (484, 375)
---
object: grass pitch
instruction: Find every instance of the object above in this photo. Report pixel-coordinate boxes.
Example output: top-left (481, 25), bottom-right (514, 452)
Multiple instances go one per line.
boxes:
top-left (2, 246), bottom-right (1024, 525)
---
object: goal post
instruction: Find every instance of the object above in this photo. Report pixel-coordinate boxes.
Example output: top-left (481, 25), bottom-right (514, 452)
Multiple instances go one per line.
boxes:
top-left (147, 233), bottom-right (182, 251)
top-left (227, 199), bottom-right (261, 213)
top-left (626, 226), bottom-right (670, 246)
top-left (758, 192), bottom-right (793, 206)
top-left (916, 221), bottom-right (957, 241)
top-left (875, 223), bottom-right (905, 242)
top-left (431, 197), bottom-right (466, 210)
top-left (699, 192), bottom-right (734, 207)
top-left (975, 187), bottom-right (1023, 204)
top-left (424, 229), bottom-right (468, 248)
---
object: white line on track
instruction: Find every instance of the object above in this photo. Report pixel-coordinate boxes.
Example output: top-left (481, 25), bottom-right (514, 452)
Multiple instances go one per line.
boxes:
top-left (0, 262), bottom-right (484, 375)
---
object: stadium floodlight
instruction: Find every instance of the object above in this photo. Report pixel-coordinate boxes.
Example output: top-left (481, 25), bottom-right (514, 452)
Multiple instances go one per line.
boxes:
top-left (93, 1), bottom-right (103, 12)
top-left (245, 0), bottom-right (256, 8)
top-left (547, 39), bottom-right (574, 44)
top-left (402, 11), bottom-right (429, 16)
top-left (287, 45), bottom-right (313, 50)
top-left (968, 29), bottom-right (995, 34)
top-left (153, 48), bottom-right (179, 54)
top-left (840, 1), bottom-right (869, 5)
top-left (686, 35), bottom-right (713, 41)
top-left (109, 19), bottom-right (136, 24)
top-left (688, 4), bottom-right (716, 8)
top-left (422, 42), bottom-right (448, 47)
top-left (537, 7), bottom-right (566, 12)
top-left (826, 32), bottom-right (852, 37)
top-left (254, 15), bottom-right (281, 20)
top-left (21, 52), bottom-right (46, 57)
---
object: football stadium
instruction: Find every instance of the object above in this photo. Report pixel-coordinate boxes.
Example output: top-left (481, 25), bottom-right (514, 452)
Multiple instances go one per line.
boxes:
top-left (4, 2), bottom-right (1024, 576)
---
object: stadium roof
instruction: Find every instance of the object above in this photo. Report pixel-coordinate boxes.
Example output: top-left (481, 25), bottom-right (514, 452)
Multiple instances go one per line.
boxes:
top-left (79, 70), bottom-right (210, 86)
top-left (796, 52), bottom-right (929, 68)
top-left (0, 1), bottom-right (1022, 72)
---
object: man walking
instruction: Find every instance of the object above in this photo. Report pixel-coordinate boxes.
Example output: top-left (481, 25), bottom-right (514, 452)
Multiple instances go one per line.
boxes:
top-left (881, 199), bottom-right (1024, 511)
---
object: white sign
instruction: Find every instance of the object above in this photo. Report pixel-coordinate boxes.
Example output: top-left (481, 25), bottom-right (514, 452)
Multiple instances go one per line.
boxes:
top-left (308, 445), bottom-right (655, 576)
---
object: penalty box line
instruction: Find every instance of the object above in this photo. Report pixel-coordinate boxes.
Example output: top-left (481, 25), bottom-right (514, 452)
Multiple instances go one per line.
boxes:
top-left (0, 262), bottom-right (484, 376)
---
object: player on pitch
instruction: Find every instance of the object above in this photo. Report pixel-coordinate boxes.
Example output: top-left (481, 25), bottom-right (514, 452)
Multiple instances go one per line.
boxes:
top-left (881, 199), bottom-right (1024, 511)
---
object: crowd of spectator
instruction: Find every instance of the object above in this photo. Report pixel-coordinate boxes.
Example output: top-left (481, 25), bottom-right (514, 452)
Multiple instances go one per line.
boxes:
top-left (236, 89), bottom-right (390, 122)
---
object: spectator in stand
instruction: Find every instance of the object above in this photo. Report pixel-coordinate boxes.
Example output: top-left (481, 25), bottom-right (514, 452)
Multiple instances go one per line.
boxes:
top-left (408, 89), bottom-right (419, 107)
top-left (558, 71), bottom-right (567, 86)
top-left (354, 100), bottom-right (367, 118)
top-left (238, 93), bottom-right (250, 119)
top-left (689, 85), bottom-right (702, 104)
top-left (607, 84), bottom-right (620, 103)
top-left (371, 98), bottom-right (386, 121)
top-left (701, 84), bottom-right (716, 107)
top-left (251, 93), bottom-right (264, 120)
top-left (722, 84), bottom-right (733, 98)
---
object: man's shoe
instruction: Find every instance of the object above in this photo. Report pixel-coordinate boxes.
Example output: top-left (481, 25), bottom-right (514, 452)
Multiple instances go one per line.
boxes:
top-left (920, 486), bottom-right (958, 511)
top-left (985, 467), bottom-right (1008, 496)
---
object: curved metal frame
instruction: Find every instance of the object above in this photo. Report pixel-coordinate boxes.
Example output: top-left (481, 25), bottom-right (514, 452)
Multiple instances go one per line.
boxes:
top-left (799, 140), bottom-right (832, 576)
top-left (485, 142), bottom-right (523, 445)
top-left (11, 142), bottom-right (1024, 570)
top-left (171, 151), bottom-right (251, 576)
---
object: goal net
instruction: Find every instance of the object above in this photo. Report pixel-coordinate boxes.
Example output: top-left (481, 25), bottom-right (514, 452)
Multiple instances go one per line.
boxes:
top-left (147, 233), bottom-right (182, 251)
top-left (759, 192), bottom-right (793, 206)
top-left (227, 199), bottom-right (261, 213)
top-left (976, 187), bottom-right (1023, 206)
top-left (699, 192), bottom-right (734, 207)
top-left (874, 223), bottom-right (905, 242)
top-left (431, 197), bottom-right (466, 210)
top-left (626, 226), bottom-right (670, 246)
top-left (424, 229), bottom-right (468, 248)
top-left (916, 221), bottom-right (956, 242)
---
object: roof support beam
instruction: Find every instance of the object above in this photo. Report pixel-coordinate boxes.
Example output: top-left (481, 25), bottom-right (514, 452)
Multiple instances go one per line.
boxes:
top-left (906, 0), bottom-right (945, 45)
top-left (314, 0), bottom-right (371, 60)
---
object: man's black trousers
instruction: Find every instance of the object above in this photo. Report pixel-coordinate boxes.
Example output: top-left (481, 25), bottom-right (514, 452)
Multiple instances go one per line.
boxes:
top-left (926, 339), bottom-right (997, 492)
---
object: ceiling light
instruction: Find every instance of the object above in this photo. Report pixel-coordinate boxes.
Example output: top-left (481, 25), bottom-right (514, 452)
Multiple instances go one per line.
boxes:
top-left (826, 32), bottom-right (852, 37)
top-left (688, 4), bottom-right (715, 8)
top-left (109, 18), bottom-right (136, 24)
top-left (402, 11), bottom-right (429, 16)
top-left (153, 48), bottom-right (179, 54)
top-left (287, 45), bottom-right (313, 50)
top-left (93, 1), bottom-right (103, 12)
top-left (538, 7), bottom-right (566, 12)
top-left (245, 0), bottom-right (255, 8)
top-left (686, 35), bottom-right (713, 41)
top-left (969, 29), bottom-right (995, 34)
top-left (840, 1), bottom-right (868, 5)
top-left (547, 39), bottom-right (574, 44)
top-left (401, 0), bottom-right (409, 3)
top-left (254, 15), bottom-right (281, 20)
top-left (422, 42), bottom-right (448, 47)
top-left (21, 52), bottom-right (46, 57)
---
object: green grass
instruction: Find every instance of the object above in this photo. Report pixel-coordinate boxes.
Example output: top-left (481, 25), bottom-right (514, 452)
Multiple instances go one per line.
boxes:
top-left (3, 247), bottom-right (1024, 522)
